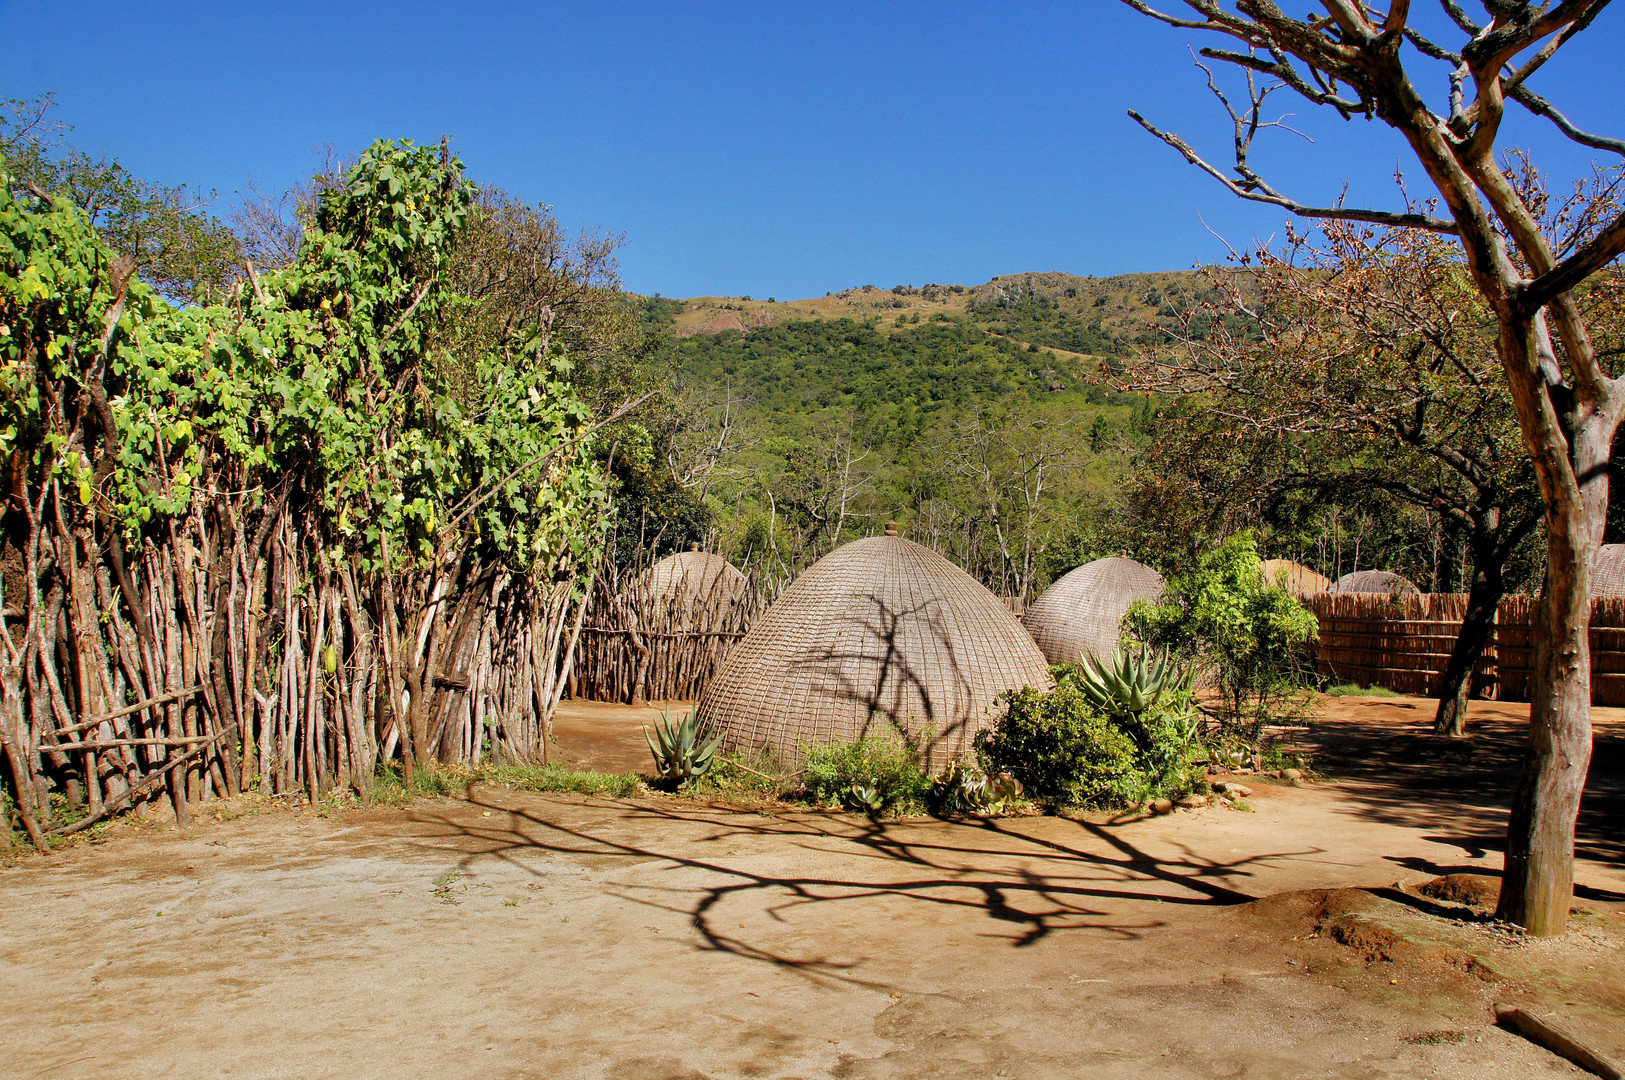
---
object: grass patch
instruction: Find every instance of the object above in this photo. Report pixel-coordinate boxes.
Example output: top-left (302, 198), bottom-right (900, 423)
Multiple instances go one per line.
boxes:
top-left (483, 765), bottom-right (641, 797)
top-left (1322, 682), bottom-right (1400, 698)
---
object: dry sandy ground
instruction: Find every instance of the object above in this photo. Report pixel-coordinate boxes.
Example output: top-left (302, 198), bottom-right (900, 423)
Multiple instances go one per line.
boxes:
top-left (2, 696), bottom-right (1623, 1080)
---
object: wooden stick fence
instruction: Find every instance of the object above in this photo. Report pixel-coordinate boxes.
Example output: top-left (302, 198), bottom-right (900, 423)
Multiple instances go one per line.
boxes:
top-left (571, 554), bottom-right (781, 705)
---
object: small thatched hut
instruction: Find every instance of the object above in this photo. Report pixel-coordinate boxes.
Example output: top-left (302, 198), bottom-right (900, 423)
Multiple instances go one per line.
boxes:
top-left (573, 546), bottom-right (760, 705)
top-left (1594, 544), bottom-right (1625, 597)
top-left (1332, 570), bottom-right (1421, 595)
top-left (1021, 557), bottom-right (1166, 666)
top-left (639, 547), bottom-right (752, 630)
top-left (697, 524), bottom-right (1053, 767)
top-left (1260, 558), bottom-right (1333, 597)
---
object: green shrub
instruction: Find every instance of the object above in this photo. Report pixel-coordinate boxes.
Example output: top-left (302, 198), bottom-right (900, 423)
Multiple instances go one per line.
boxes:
top-left (975, 684), bottom-right (1138, 808)
top-left (1125, 532), bottom-right (1318, 740)
top-left (1065, 649), bottom-right (1203, 801)
top-left (801, 737), bottom-right (931, 815)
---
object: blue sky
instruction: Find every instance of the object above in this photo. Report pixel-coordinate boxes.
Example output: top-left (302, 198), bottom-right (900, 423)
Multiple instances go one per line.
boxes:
top-left (4, 2), bottom-right (1621, 299)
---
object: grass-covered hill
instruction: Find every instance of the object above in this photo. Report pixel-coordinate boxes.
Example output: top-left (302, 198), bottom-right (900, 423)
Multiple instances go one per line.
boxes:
top-left (630, 271), bottom-right (1208, 578)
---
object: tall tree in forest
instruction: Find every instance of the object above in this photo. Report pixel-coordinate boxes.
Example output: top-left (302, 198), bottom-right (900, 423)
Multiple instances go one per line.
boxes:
top-left (1123, 0), bottom-right (1625, 934)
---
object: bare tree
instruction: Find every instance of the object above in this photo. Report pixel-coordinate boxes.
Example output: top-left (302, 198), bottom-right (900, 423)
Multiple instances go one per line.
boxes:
top-left (1123, 0), bottom-right (1625, 934)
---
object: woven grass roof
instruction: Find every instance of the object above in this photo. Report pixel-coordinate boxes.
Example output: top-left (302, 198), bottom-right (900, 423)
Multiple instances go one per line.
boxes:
top-left (1595, 544), bottom-right (1625, 597)
top-left (638, 549), bottom-right (750, 606)
top-left (697, 532), bottom-right (1053, 767)
top-left (1259, 558), bottom-right (1333, 597)
top-left (1332, 569), bottom-right (1421, 595)
top-left (1021, 557), bottom-right (1166, 666)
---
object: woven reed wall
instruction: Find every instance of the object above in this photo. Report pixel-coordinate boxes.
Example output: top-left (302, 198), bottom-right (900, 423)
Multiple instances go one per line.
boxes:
top-left (1307, 592), bottom-right (1494, 698)
top-left (1306, 592), bottom-right (1625, 704)
top-left (1494, 595), bottom-right (1625, 706)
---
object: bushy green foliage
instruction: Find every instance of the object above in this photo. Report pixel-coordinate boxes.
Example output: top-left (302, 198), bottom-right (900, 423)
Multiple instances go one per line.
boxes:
top-left (1125, 533), bottom-right (1318, 737)
top-left (1, 138), bottom-right (609, 577)
top-left (975, 684), bottom-right (1138, 808)
top-left (800, 737), bottom-right (931, 815)
top-left (1067, 650), bottom-right (1202, 801)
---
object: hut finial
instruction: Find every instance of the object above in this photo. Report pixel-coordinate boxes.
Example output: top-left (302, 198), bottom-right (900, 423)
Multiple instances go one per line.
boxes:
top-left (690, 542), bottom-right (700, 552)
top-left (884, 521), bottom-right (899, 537)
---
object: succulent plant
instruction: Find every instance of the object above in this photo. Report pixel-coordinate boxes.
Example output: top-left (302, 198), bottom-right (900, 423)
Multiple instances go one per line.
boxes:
top-left (847, 782), bottom-right (885, 813)
top-left (933, 760), bottom-right (1024, 815)
top-left (644, 708), bottom-right (721, 783)
top-left (1075, 647), bottom-right (1191, 723)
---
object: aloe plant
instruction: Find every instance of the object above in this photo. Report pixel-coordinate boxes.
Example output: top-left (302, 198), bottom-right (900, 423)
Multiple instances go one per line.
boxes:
top-left (1075, 647), bottom-right (1191, 723)
top-left (644, 709), bottom-right (721, 783)
top-left (933, 760), bottom-right (1024, 815)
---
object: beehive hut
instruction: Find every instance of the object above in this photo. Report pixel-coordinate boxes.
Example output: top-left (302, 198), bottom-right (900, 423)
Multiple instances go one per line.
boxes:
top-left (574, 545), bottom-right (760, 704)
top-left (1259, 558), bottom-right (1333, 597)
top-left (697, 524), bottom-right (1053, 767)
top-left (639, 546), bottom-right (752, 630)
top-left (1331, 570), bottom-right (1421, 595)
top-left (1021, 557), bottom-right (1166, 666)
top-left (1594, 544), bottom-right (1625, 597)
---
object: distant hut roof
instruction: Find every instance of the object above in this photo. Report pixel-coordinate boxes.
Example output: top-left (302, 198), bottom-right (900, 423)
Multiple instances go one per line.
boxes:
top-left (1595, 544), bottom-right (1625, 597)
top-left (640, 547), bottom-right (749, 605)
top-left (1021, 557), bottom-right (1166, 666)
top-left (634, 546), bottom-right (751, 633)
top-left (1332, 570), bottom-right (1421, 595)
top-left (1259, 558), bottom-right (1333, 597)
top-left (697, 526), bottom-right (1052, 767)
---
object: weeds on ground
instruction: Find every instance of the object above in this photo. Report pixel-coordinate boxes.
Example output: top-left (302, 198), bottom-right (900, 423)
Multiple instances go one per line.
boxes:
top-left (1322, 683), bottom-right (1400, 698)
top-left (484, 765), bottom-right (641, 797)
top-left (369, 762), bottom-right (642, 804)
top-left (800, 736), bottom-right (931, 815)
top-left (684, 749), bottom-right (792, 799)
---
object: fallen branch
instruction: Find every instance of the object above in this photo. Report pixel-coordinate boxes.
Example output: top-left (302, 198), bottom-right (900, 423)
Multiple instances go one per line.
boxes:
top-left (1495, 1004), bottom-right (1625, 1080)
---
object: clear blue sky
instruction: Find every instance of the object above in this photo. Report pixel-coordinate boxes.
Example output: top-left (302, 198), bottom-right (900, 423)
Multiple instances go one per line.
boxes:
top-left (4, 2), bottom-right (1621, 299)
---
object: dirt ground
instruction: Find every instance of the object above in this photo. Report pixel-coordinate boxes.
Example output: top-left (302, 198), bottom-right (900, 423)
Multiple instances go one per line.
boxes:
top-left (3, 695), bottom-right (1623, 1080)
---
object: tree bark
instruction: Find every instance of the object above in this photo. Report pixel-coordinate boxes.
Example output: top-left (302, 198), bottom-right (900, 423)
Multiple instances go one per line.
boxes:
top-left (1434, 555), bottom-right (1504, 737)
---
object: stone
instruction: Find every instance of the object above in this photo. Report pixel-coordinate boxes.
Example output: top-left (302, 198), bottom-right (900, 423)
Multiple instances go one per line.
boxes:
top-left (1150, 798), bottom-right (1174, 815)
top-left (1282, 768), bottom-right (1304, 781)
top-left (1176, 794), bottom-right (1208, 809)
top-left (1214, 782), bottom-right (1252, 798)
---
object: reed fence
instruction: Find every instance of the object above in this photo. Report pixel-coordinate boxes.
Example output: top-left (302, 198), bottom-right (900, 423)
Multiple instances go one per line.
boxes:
top-left (1305, 591), bottom-right (1625, 705)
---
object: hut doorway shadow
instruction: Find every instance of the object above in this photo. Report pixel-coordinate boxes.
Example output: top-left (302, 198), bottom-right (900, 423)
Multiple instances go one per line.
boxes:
top-left (407, 791), bottom-right (1319, 987)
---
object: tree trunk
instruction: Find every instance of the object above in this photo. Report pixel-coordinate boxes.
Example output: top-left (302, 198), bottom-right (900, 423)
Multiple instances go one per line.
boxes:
top-left (1497, 392), bottom-right (1609, 936)
top-left (1434, 559), bottom-right (1503, 737)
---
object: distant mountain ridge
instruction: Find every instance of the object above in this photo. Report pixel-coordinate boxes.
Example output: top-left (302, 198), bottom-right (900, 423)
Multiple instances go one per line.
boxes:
top-left (642, 268), bottom-right (1216, 361)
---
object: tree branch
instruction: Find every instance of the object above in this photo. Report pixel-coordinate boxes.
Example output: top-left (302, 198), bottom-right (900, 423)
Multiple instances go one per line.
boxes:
top-left (1127, 109), bottom-right (1459, 233)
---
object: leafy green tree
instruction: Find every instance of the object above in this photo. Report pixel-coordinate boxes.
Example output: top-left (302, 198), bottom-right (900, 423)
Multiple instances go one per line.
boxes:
top-left (1125, 534), bottom-right (1318, 741)
top-left (1, 93), bottom-right (240, 302)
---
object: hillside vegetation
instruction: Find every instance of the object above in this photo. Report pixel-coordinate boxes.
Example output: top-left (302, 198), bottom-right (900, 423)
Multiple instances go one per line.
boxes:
top-left (633, 271), bottom-right (1209, 594)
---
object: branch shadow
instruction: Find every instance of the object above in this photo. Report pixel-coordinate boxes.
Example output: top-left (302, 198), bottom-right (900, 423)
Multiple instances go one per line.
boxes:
top-left (398, 792), bottom-right (1320, 988)
top-left (1290, 701), bottom-right (1625, 871)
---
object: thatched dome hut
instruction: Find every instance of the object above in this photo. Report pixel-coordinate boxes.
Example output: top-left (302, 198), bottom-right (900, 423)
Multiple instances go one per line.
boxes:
top-left (638, 546), bottom-right (751, 630)
top-left (1260, 558), bottom-right (1333, 597)
top-left (1332, 570), bottom-right (1421, 595)
top-left (1594, 544), bottom-right (1625, 597)
top-left (1021, 557), bottom-right (1166, 666)
top-left (697, 525), bottom-right (1053, 767)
